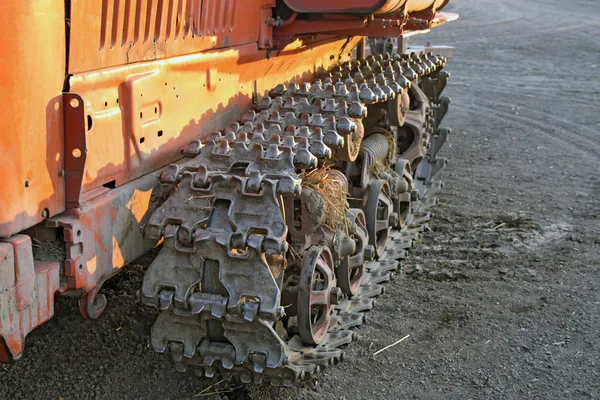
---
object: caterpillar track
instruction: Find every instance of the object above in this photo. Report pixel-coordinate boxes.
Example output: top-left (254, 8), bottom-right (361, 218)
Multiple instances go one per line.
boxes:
top-left (140, 50), bottom-right (451, 387)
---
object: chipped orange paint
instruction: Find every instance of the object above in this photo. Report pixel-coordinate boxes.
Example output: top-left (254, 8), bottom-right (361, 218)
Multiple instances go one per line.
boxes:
top-left (0, 237), bottom-right (60, 362)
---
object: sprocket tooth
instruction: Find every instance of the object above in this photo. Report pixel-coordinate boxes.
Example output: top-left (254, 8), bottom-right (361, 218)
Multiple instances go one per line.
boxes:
top-left (358, 83), bottom-right (378, 103)
top-left (269, 83), bottom-right (286, 98)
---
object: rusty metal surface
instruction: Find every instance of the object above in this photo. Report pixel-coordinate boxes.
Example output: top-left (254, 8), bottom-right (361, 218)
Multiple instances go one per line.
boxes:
top-left (47, 170), bottom-right (172, 318)
top-left (139, 50), bottom-right (451, 385)
top-left (0, 236), bottom-right (60, 362)
top-left (0, 0), bottom-right (65, 238)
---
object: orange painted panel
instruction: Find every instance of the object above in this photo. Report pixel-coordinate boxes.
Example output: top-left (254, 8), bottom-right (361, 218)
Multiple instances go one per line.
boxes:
top-left (66, 37), bottom-right (360, 202)
top-left (0, 1), bottom-right (66, 238)
top-left (68, 0), bottom-right (276, 74)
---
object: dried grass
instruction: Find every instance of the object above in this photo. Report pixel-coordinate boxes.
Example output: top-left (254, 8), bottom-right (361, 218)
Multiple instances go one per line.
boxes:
top-left (32, 238), bottom-right (66, 262)
top-left (371, 158), bottom-right (389, 176)
top-left (370, 132), bottom-right (395, 177)
top-left (299, 165), bottom-right (349, 233)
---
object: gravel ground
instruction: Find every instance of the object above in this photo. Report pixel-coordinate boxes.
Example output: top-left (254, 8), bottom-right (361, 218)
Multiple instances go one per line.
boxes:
top-left (1, 0), bottom-right (599, 399)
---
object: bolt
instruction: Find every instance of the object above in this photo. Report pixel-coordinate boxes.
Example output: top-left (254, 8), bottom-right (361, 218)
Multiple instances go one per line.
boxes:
top-left (276, 306), bottom-right (286, 319)
top-left (329, 287), bottom-right (342, 305)
top-left (364, 245), bottom-right (375, 261)
top-left (41, 208), bottom-right (49, 219)
top-left (388, 212), bottom-right (399, 227)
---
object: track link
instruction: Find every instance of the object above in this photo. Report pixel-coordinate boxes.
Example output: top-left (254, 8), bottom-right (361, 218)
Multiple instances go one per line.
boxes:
top-left (141, 50), bottom-right (451, 386)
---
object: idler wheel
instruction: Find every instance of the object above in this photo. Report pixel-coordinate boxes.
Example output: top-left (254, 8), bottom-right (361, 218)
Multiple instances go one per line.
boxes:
top-left (393, 159), bottom-right (414, 229)
top-left (365, 180), bottom-right (393, 257)
top-left (337, 209), bottom-right (368, 296)
top-left (298, 246), bottom-right (337, 345)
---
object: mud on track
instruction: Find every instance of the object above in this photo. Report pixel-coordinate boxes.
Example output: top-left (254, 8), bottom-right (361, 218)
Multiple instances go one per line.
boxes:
top-left (1, 0), bottom-right (599, 398)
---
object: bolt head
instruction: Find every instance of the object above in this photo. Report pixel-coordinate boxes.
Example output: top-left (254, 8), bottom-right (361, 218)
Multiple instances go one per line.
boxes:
top-left (388, 212), bottom-right (399, 227)
top-left (277, 306), bottom-right (286, 319)
top-left (364, 245), bottom-right (375, 261)
top-left (329, 287), bottom-right (343, 305)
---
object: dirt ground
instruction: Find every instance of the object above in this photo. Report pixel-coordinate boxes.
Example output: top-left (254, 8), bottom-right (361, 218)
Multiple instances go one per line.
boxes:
top-left (1, 0), bottom-right (599, 399)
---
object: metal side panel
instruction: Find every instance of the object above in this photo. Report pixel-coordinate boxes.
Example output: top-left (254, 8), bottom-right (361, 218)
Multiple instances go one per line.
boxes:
top-left (68, 0), bottom-right (276, 74)
top-left (0, 237), bottom-right (60, 362)
top-left (65, 38), bottom-right (359, 204)
top-left (0, 0), bottom-right (66, 238)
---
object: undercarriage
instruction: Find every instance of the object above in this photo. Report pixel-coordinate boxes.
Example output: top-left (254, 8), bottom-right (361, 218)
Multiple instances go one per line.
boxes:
top-left (140, 50), bottom-right (452, 386)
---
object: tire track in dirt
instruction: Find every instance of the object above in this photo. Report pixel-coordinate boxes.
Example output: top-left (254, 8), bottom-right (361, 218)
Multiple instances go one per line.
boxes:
top-left (468, 103), bottom-right (600, 159)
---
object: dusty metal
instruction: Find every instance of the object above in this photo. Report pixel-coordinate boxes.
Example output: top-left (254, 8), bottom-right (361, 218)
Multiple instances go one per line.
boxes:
top-left (139, 50), bottom-right (451, 385)
top-left (46, 171), bottom-right (170, 318)
top-left (396, 83), bottom-right (432, 169)
top-left (0, 236), bottom-right (60, 361)
top-left (393, 159), bottom-right (415, 228)
top-left (297, 246), bottom-right (337, 345)
top-left (337, 209), bottom-right (369, 296)
top-left (365, 180), bottom-right (394, 256)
